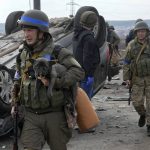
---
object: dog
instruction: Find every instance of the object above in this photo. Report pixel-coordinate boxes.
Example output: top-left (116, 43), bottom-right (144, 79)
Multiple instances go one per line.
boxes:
top-left (31, 57), bottom-right (67, 99)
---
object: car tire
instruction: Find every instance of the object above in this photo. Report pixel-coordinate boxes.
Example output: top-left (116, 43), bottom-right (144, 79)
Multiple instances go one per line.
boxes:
top-left (73, 6), bottom-right (106, 47)
top-left (5, 11), bottom-right (24, 35)
top-left (0, 98), bottom-right (11, 118)
top-left (97, 15), bottom-right (107, 47)
top-left (0, 65), bottom-right (14, 105)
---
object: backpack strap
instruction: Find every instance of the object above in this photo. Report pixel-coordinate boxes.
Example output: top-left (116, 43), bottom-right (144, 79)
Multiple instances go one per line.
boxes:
top-left (136, 42), bottom-right (147, 64)
top-left (131, 42), bottom-right (147, 81)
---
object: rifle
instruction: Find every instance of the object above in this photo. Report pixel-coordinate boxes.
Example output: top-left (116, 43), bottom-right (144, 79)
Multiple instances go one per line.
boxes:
top-left (13, 104), bottom-right (18, 150)
top-left (128, 85), bottom-right (132, 105)
top-left (12, 71), bottom-right (25, 150)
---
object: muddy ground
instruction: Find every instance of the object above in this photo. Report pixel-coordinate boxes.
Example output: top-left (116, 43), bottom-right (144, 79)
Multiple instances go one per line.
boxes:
top-left (0, 70), bottom-right (150, 150)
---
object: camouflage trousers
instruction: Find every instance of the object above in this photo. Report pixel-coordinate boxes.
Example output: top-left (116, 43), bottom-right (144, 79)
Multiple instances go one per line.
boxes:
top-left (21, 110), bottom-right (72, 150)
top-left (131, 76), bottom-right (150, 125)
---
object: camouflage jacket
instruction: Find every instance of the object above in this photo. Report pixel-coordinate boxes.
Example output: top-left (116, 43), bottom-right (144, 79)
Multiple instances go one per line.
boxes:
top-left (12, 35), bottom-right (85, 113)
top-left (123, 37), bottom-right (150, 81)
top-left (107, 29), bottom-right (120, 46)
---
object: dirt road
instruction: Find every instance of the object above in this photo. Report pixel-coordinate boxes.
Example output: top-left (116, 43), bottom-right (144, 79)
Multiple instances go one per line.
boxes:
top-left (0, 70), bottom-right (150, 150)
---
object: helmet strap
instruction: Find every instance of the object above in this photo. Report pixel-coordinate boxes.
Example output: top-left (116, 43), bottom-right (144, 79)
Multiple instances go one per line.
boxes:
top-left (33, 30), bottom-right (44, 46)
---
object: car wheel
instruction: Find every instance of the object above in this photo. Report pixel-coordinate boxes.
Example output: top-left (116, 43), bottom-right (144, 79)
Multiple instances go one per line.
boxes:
top-left (0, 65), bottom-right (14, 105)
top-left (0, 98), bottom-right (11, 118)
top-left (5, 11), bottom-right (24, 35)
top-left (73, 6), bottom-right (106, 48)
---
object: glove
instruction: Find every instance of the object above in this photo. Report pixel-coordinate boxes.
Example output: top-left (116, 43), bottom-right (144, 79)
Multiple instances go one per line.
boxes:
top-left (86, 76), bottom-right (94, 86)
top-left (80, 76), bottom-right (94, 98)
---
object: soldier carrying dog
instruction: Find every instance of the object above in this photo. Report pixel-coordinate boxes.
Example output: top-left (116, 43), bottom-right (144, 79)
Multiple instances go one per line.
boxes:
top-left (11, 9), bottom-right (84, 150)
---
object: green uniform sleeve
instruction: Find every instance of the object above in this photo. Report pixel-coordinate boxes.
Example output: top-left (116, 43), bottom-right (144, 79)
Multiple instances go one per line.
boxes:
top-left (54, 48), bottom-right (85, 88)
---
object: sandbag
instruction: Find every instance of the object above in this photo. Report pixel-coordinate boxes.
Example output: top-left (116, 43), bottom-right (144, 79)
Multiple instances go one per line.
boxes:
top-left (75, 87), bottom-right (100, 132)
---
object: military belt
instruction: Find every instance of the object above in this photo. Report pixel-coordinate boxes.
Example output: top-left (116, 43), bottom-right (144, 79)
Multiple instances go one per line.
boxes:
top-left (26, 107), bottom-right (64, 115)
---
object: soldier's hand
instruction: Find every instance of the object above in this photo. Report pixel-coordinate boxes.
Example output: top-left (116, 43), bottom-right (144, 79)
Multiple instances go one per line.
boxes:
top-left (125, 80), bottom-right (131, 88)
top-left (11, 106), bottom-right (17, 118)
top-left (38, 76), bottom-right (49, 86)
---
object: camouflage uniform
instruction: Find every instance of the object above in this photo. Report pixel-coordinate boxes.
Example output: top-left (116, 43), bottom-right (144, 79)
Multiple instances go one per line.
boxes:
top-left (11, 10), bottom-right (85, 150)
top-left (107, 27), bottom-right (120, 66)
top-left (123, 38), bottom-right (150, 118)
top-left (123, 20), bottom-right (150, 129)
top-left (18, 42), bottom-right (85, 150)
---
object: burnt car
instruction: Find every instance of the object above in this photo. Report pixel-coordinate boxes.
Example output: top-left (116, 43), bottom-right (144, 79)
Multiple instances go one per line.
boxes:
top-left (0, 6), bottom-right (118, 136)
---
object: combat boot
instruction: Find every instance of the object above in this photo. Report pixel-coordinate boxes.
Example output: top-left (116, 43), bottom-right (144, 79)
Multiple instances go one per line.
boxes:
top-left (138, 115), bottom-right (146, 127)
top-left (147, 125), bottom-right (150, 136)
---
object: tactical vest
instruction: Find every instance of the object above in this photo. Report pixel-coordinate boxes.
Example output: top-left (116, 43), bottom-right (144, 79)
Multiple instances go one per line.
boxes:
top-left (18, 44), bottom-right (66, 113)
top-left (130, 40), bottom-right (150, 77)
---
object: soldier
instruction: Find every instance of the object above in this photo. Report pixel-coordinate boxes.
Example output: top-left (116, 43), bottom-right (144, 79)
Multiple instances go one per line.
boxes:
top-left (106, 23), bottom-right (120, 81)
top-left (11, 10), bottom-right (84, 150)
top-left (107, 24), bottom-right (120, 66)
top-left (126, 18), bottom-right (143, 46)
top-left (109, 25), bottom-right (115, 30)
top-left (73, 11), bottom-right (100, 99)
top-left (123, 21), bottom-right (150, 136)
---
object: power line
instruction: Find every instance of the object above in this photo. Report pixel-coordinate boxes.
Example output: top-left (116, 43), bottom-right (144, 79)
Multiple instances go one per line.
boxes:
top-left (66, 0), bottom-right (79, 17)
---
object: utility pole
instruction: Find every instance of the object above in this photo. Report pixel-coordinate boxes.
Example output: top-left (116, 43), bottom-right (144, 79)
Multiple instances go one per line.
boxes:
top-left (33, 0), bottom-right (41, 10)
top-left (29, 0), bottom-right (31, 9)
top-left (67, 0), bottom-right (79, 17)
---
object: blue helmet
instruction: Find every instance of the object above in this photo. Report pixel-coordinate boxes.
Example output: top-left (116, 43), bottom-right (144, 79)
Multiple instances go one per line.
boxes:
top-left (19, 9), bottom-right (49, 33)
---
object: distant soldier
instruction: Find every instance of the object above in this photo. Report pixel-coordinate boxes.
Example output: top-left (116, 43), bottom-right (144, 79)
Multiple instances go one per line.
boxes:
top-left (125, 19), bottom-right (143, 46)
top-left (123, 21), bottom-right (150, 136)
top-left (109, 25), bottom-right (115, 30)
top-left (107, 24), bottom-right (120, 66)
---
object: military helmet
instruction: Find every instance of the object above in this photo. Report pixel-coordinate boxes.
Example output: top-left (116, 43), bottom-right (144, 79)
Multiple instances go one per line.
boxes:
top-left (80, 11), bottom-right (97, 28)
top-left (109, 25), bottom-right (115, 30)
top-left (135, 18), bottom-right (143, 24)
top-left (134, 21), bottom-right (149, 32)
top-left (18, 9), bottom-right (49, 33)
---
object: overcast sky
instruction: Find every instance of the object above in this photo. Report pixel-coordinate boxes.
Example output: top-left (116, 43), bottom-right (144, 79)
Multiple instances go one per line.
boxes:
top-left (0, 0), bottom-right (150, 23)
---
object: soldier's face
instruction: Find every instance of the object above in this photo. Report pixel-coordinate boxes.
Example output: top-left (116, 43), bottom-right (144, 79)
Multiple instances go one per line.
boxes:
top-left (23, 28), bottom-right (38, 45)
top-left (23, 28), bottom-right (43, 46)
top-left (137, 29), bottom-right (147, 40)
